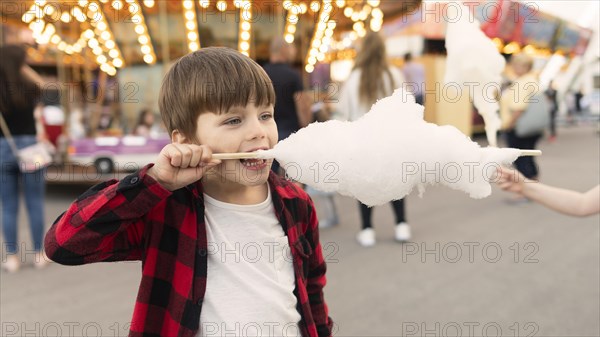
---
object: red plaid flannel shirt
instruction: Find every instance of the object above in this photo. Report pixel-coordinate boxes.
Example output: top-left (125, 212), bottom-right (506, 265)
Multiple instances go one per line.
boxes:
top-left (45, 165), bottom-right (333, 337)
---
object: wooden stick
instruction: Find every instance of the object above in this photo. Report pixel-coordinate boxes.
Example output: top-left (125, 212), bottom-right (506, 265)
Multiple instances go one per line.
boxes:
top-left (212, 152), bottom-right (262, 160)
top-left (213, 149), bottom-right (542, 160)
top-left (519, 150), bottom-right (542, 156)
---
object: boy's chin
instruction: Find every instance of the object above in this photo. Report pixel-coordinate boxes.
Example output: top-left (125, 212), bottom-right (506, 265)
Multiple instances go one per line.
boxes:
top-left (237, 172), bottom-right (270, 186)
top-left (239, 179), bottom-right (268, 187)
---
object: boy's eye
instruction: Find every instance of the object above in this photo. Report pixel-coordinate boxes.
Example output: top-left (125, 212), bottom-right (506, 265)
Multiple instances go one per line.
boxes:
top-left (224, 117), bottom-right (242, 125)
top-left (260, 113), bottom-right (273, 120)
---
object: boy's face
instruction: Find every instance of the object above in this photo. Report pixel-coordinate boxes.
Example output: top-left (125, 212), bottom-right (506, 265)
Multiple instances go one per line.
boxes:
top-left (196, 102), bottom-right (277, 187)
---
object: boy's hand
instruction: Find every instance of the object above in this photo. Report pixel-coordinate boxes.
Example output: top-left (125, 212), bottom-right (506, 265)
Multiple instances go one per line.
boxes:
top-left (496, 166), bottom-right (526, 194)
top-left (147, 144), bottom-right (221, 191)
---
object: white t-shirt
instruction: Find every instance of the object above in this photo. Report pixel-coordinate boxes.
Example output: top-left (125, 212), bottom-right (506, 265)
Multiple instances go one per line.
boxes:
top-left (198, 188), bottom-right (301, 337)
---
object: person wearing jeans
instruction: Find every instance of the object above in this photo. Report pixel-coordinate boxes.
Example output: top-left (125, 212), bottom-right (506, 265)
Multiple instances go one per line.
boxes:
top-left (0, 45), bottom-right (48, 272)
top-left (1, 136), bottom-right (47, 263)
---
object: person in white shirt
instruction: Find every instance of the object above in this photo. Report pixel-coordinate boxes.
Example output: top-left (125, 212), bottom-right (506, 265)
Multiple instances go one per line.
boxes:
top-left (200, 188), bottom-right (301, 336)
top-left (402, 53), bottom-right (426, 105)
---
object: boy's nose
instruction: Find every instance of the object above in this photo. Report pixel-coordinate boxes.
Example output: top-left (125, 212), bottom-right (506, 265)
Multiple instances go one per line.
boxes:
top-left (246, 118), bottom-right (267, 140)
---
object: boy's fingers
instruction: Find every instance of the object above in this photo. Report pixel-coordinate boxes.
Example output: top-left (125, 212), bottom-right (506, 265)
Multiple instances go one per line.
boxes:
top-left (200, 150), bottom-right (221, 168)
top-left (202, 159), bottom-right (222, 169)
top-left (179, 145), bottom-right (194, 168)
top-left (165, 145), bottom-right (183, 167)
top-left (199, 145), bottom-right (214, 164)
top-left (168, 144), bottom-right (220, 168)
top-left (188, 145), bottom-right (203, 168)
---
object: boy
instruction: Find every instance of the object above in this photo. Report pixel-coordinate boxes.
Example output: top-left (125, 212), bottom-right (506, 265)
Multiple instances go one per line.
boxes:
top-left (45, 47), bottom-right (333, 337)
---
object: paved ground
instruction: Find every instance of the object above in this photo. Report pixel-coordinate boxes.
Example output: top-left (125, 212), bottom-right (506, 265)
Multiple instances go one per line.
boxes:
top-left (1, 125), bottom-right (599, 337)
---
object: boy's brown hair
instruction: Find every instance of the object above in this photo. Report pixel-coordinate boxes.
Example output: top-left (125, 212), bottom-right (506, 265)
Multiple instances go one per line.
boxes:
top-left (159, 47), bottom-right (275, 143)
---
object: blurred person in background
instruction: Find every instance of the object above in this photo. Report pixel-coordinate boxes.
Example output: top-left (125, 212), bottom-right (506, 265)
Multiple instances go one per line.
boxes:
top-left (545, 79), bottom-right (559, 142)
top-left (335, 32), bottom-right (411, 247)
top-left (497, 166), bottom-right (599, 217)
top-left (574, 85), bottom-right (584, 115)
top-left (263, 37), bottom-right (311, 175)
top-left (304, 92), bottom-right (339, 229)
top-left (68, 91), bottom-right (87, 140)
top-left (0, 45), bottom-right (48, 272)
top-left (500, 53), bottom-right (542, 188)
top-left (402, 53), bottom-right (425, 105)
top-left (133, 108), bottom-right (162, 137)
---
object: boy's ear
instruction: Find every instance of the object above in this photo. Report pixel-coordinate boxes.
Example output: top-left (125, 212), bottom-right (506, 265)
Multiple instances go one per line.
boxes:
top-left (171, 130), bottom-right (189, 144)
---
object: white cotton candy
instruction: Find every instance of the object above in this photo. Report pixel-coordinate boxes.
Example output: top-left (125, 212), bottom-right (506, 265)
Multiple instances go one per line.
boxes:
top-left (258, 89), bottom-right (521, 206)
top-left (444, 1), bottom-right (506, 147)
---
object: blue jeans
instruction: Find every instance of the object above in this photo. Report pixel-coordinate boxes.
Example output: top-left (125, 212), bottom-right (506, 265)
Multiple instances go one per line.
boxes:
top-left (1, 135), bottom-right (46, 254)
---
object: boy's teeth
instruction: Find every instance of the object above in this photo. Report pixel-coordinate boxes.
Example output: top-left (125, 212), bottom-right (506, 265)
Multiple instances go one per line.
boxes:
top-left (241, 159), bottom-right (265, 167)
